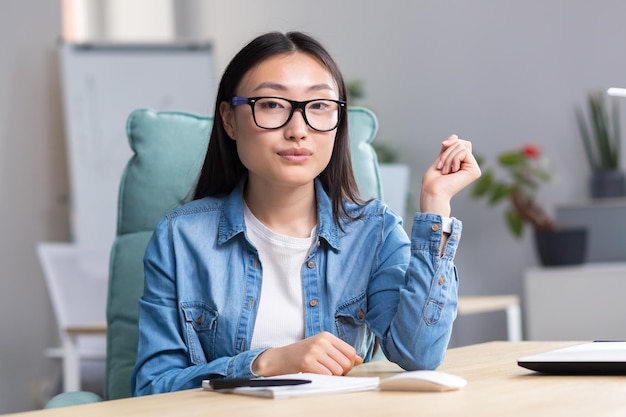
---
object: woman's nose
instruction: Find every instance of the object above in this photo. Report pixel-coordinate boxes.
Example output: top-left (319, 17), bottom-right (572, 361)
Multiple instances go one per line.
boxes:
top-left (284, 109), bottom-right (308, 140)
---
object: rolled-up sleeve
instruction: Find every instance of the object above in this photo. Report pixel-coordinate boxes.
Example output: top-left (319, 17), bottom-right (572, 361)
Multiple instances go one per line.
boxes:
top-left (374, 212), bottom-right (461, 370)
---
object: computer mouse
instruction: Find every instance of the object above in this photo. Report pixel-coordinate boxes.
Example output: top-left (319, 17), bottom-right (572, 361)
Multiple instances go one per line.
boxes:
top-left (378, 370), bottom-right (467, 392)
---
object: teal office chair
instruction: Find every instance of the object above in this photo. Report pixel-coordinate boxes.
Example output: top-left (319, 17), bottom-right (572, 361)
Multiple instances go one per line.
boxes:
top-left (46, 106), bottom-right (382, 407)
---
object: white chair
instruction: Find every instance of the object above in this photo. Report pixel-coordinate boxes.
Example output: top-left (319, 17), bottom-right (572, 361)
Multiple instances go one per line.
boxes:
top-left (37, 242), bottom-right (109, 393)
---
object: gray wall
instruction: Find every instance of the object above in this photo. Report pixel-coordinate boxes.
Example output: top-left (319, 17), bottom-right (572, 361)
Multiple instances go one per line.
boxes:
top-left (2, 0), bottom-right (626, 412)
top-left (0, 0), bottom-right (67, 413)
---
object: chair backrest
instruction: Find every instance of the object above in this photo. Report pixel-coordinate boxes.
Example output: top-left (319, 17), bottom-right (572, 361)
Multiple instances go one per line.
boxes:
top-left (105, 107), bottom-right (381, 400)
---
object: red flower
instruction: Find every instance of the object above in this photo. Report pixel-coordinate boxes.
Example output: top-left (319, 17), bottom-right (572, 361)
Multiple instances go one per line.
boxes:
top-left (472, 143), bottom-right (555, 238)
top-left (522, 144), bottom-right (540, 159)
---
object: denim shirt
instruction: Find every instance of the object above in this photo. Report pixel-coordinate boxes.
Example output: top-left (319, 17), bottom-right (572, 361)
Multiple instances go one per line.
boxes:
top-left (131, 179), bottom-right (462, 396)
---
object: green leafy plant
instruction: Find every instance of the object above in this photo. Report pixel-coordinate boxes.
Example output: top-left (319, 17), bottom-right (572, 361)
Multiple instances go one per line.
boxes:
top-left (575, 90), bottom-right (621, 171)
top-left (346, 79), bottom-right (366, 104)
top-left (472, 144), bottom-right (556, 238)
top-left (373, 142), bottom-right (399, 163)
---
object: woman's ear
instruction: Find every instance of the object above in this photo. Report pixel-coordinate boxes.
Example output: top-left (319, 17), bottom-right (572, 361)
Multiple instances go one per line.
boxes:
top-left (219, 101), bottom-right (236, 140)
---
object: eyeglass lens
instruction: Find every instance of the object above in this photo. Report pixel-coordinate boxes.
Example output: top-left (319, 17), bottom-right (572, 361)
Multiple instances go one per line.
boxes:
top-left (252, 97), bottom-right (341, 131)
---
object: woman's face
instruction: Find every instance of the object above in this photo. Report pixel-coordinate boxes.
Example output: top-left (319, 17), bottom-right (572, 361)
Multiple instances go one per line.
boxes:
top-left (221, 52), bottom-right (339, 191)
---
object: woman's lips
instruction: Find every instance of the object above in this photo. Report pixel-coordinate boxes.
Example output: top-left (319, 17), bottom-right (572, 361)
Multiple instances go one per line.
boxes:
top-left (278, 149), bottom-right (312, 162)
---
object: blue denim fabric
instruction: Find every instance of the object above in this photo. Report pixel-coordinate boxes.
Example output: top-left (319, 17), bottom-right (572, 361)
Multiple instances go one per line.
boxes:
top-left (131, 179), bottom-right (461, 395)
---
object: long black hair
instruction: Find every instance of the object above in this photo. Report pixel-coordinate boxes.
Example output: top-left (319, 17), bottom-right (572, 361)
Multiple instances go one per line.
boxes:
top-left (193, 31), bottom-right (364, 226)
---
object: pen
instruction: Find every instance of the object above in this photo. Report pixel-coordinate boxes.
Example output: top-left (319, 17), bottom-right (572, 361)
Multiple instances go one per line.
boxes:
top-left (208, 378), bottom-right (312, 390)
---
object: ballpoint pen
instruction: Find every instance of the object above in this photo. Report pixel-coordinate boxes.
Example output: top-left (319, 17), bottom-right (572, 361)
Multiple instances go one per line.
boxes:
top-left (208, 378), bottom-right (312, 390)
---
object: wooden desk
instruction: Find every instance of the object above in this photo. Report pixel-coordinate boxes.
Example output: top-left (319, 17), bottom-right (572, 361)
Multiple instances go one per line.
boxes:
top-left (65, 323), bottom-right (107, 336)
top-left (10, 341), bottom-right (626, 417)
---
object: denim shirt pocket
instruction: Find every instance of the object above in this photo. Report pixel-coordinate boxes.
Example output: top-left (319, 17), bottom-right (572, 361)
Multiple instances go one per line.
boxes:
top-left (335, 293), bottom-right (374, 357)
top-left (181, 302), bottom-right (218, 365)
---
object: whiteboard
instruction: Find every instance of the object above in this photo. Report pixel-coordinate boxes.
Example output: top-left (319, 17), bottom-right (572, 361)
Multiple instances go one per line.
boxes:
top-left (59, 42), bottom-right (216, 248)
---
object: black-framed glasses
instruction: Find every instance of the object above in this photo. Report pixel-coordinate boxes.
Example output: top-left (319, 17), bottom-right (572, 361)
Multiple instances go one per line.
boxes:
top-left (229, 96), bottom-right (346, 132)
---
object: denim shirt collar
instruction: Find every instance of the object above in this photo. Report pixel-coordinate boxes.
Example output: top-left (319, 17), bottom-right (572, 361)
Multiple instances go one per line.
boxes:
top-left (217, 177), bottom-right (341, 251)
top-left (314, 179), bottom-right (340, 250)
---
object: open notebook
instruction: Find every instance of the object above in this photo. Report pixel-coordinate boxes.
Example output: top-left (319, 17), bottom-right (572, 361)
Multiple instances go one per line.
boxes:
top-left (517, 341), bottom-right (626, 374)
top-left (203, 373), bottom-right (380, 399)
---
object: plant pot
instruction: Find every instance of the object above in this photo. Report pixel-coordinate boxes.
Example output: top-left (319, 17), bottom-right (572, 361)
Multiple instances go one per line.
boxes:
top-left (534, 228), bottom-right (588, 266)
top-left (589, 170), bottom-right (626, 199)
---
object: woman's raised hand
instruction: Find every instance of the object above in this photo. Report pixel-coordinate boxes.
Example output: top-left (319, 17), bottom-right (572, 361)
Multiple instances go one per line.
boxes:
top-left (420, 134), bottom-right (481, 216)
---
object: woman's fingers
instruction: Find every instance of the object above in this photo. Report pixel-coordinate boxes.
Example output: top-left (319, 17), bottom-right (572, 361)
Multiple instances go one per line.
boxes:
top-left (324, 337), bottom-right (363, 374)
top-left (252, 331), bottom-right (362, 376)
top-left (437, 135), bottom-right (473, 174)
top-left (312, 332), bottom-right (361, 375)
top-left (421, 134), bottom-right (481, 212)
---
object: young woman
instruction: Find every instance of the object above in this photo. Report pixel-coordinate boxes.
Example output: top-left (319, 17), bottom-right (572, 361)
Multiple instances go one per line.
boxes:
top-left (131, 31), bottom-right (481, 396)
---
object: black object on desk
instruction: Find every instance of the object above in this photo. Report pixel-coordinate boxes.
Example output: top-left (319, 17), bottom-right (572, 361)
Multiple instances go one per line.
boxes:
top-left (517, 341), bottom-right (626, 374)
top-left (208, 378), bottom-right (312, 390)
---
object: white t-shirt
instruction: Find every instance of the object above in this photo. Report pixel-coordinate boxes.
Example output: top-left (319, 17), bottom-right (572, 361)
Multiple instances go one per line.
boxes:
top-left (244, 204), bottom-right (316, 350)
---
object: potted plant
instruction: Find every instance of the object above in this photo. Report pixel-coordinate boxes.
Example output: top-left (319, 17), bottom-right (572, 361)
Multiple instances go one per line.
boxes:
top-left (472, 144), bottom-right (587, 266)
top-left (575, 90), bottom-right (626, 198)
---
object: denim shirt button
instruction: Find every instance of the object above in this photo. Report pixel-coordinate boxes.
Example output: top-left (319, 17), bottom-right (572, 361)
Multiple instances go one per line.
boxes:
top-left (196, 316), bottom-right (203, 325)
top-left (438, 275), bottom-right (444, 285)
top-left (431, 223), bottom-right (440, 232)
top-left (309, 299), bottom-right (318, 307)
top-left (357, 309), bottom-right (365, 319)
top-left (307, 260), bottom-right (315, 268)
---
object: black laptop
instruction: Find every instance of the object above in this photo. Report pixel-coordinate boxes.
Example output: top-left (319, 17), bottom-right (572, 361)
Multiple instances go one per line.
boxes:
top-left (517, 341), bottom-right (626, 375)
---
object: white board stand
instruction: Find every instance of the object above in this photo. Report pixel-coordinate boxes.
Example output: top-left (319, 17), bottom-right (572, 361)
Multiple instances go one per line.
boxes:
top-left (58, 41), bottom-right (215, 248)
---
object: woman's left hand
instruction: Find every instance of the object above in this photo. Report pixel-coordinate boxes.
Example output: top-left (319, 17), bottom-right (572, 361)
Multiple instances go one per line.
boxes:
top-left (420, 134), bottom-right (481, 217)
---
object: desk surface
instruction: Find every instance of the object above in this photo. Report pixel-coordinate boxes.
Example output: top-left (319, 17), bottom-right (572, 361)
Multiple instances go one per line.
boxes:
top-left (65, 322), bottom-right (107, 336)
top-left (11, 341), bottom-right (626, 417)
